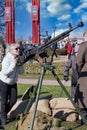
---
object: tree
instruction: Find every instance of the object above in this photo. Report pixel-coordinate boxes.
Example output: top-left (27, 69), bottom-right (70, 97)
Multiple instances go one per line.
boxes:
top-left (0, 0), bottom-right (6, 43)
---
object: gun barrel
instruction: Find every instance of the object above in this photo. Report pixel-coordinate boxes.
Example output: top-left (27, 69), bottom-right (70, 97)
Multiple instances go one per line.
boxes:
top-left (17, 21), bottom-right (84, 65)
top-left (39, 21), bottom-right (84, 51)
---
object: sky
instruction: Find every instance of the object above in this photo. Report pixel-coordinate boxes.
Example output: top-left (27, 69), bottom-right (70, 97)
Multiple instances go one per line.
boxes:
top-left (15, 0), bottom-right (87, 41)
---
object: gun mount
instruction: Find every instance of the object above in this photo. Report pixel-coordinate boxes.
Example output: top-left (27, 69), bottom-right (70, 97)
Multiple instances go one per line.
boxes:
top-left (17, 21), bottom-right (84, 65)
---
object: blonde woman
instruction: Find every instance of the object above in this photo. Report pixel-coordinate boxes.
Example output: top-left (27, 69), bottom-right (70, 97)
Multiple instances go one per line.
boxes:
top-left (0, 43), bottom-right (24, 125)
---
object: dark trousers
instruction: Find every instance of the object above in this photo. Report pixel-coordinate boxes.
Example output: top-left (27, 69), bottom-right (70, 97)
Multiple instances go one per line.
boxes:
top-left (71, 74), bottom-right (78, 99)
top-left (0, 80), bottom-right (17, 121)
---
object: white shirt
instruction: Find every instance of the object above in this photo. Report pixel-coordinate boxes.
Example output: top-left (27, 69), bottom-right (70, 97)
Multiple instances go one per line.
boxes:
top-left (0, 52), bottom-right (24, 85)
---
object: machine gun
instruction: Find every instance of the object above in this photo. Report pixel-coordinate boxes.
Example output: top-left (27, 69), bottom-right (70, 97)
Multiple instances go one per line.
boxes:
top-left (17, 21), bottom-right (84, 65)
top-left (17, 21), bottom-right (87, 130)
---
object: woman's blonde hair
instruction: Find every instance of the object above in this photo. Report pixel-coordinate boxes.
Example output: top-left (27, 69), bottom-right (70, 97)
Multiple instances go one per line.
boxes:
top-left (6, 43), bottom-right (20, 53)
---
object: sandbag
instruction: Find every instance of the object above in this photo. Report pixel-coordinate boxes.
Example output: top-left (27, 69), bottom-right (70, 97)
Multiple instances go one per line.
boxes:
top-left (50, 98), bottom-right (75, 110)
top-left (30, 98), bottom-right (52, 116)
top-left (8, 95), bottom-right (52, 118)
top-left (52, 108), bottom-right (78, 122)
top-left (16, 110), bottom-right (52, 130)
top-left (8, 99), bottom-right (29, 118)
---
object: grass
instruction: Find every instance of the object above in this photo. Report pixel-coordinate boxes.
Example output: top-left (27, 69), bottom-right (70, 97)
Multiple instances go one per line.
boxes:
top-left (20, 60), bottom-right (68, 79)
top-left (61, 121), bottom-right (87, 130)
top-left (17, 84), bottom-right (71, 99)
top-left (19, 60), bottom-right (72, 80)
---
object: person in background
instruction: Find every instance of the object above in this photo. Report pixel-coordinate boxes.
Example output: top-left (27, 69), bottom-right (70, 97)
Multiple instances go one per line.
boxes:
top-left (51, 42), bottom-right (57, 62)
top-left (0, 43), bottom-right (24, 125)
top-left (72, 42), bottom-right (79, 54)
top-left (66, 42), bottom-right (72, 59)
top-left (0, 43), bottom-right (6, 63)
top-left (64, 43), bottom-right (79, 100)
top-left (76, 29), bottom-right (87, 124)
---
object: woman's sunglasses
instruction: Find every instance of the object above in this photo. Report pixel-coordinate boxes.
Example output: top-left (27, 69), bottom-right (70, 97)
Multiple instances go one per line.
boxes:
top-left (15, 48), bottom-right (20, 50)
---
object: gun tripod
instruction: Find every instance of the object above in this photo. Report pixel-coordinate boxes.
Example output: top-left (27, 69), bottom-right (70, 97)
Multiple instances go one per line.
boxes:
top-left (23, 61), bottom-right (87, 130)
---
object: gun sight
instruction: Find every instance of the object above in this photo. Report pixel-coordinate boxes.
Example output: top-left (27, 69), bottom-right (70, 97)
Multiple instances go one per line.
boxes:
top-left (77, 21), bottom-right (84, 27)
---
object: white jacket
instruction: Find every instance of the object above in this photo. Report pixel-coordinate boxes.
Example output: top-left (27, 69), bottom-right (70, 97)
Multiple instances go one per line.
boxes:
top-left (0, 52), bottom-right (24, 85)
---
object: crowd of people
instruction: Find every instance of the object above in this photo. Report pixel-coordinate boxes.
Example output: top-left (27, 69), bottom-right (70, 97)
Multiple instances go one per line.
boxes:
top-left (0, 29), bottom-right (87, 126)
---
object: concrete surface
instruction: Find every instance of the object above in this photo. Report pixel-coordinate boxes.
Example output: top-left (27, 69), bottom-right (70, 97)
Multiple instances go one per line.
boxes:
top-left (17, 78), bottom-right (71, 86)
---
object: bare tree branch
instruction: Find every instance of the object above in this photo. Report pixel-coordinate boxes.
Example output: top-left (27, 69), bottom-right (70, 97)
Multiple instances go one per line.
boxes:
top-left (0, 0), bottom-right (6, 42)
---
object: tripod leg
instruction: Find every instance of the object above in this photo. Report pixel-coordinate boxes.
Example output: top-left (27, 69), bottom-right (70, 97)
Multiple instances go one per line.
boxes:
top-left (29, 65), bottom-right (46, 130)
top-left (24, 78), bottom-right (43, 115)
top-left (51, 68), bottom-right (87, 124)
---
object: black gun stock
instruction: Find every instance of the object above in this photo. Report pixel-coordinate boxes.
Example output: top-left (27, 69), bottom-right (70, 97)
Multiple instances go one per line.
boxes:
top-left (17, 21), bottom-right (84, 65)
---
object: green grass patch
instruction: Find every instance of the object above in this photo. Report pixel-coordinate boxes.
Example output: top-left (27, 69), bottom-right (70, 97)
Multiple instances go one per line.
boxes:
top-left (0, 59), bottom-right (72, 80)
top-left (5, 121), bottom-right (87, 130)
top-left (19, 61), bottom-right (72, 80)
top-left (61, 121), bottom-right (87, 130)
top-left (17, 84), bottom-right (71, 99)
